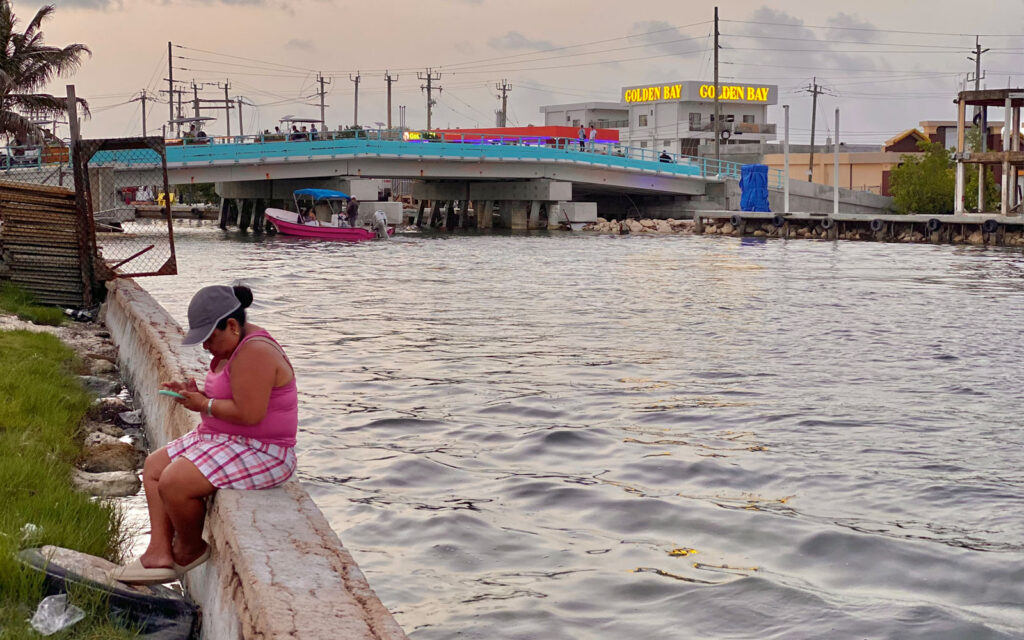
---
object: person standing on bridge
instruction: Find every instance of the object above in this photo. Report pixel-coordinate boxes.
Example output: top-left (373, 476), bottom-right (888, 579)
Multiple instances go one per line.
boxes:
top-left (577, 124), bottom-right (586, 151)
top-left (588, 123), bottom-right (597, 152)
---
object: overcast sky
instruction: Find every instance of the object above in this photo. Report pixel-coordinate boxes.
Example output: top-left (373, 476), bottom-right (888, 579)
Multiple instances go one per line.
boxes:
top-left (23, 0), bottom-right (1024, 145)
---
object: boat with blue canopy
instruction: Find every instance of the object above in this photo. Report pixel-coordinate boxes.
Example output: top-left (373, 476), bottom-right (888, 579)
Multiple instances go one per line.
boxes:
top-left (264, 188), bottom-right (392, 240)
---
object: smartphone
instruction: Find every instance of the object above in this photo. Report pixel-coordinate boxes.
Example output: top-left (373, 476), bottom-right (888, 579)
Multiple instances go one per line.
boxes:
top-left (159, 389), bottom-right (185, 400)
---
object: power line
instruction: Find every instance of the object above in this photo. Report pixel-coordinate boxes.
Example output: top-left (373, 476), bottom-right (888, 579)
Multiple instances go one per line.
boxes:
top-left (721, 18), bottom-right (1024, 39)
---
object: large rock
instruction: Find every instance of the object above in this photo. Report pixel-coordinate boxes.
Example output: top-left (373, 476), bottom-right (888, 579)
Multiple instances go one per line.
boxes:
top-left (88, 397), bottom-right (130, 422)
top-left (721, 222), bottom-right (734, 235)
top-left (71, 469), bottom-right (140, 497)
top-left (967, 230), bottom-right (985, 245)
top-left (88, 359), bottom-right (117, 376)
top-left (78, 442), bottom-right (145, 473)
top-left (655, 220), bottom-right (673, 233)
top-left (84, 431), bottom-right (122, 448)
top-left (78, 375), bottom-right (119, 397)
top-left (81, 419), bottom-right (126, 438)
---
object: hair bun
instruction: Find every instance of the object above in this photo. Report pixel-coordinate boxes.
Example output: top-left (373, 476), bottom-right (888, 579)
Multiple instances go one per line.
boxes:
top-left (233, 285), bottom-right (253, 309)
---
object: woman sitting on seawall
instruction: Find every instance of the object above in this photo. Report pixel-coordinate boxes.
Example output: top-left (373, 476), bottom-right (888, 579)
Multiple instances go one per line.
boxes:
top-left (111, 285), bottom-right (298, 584)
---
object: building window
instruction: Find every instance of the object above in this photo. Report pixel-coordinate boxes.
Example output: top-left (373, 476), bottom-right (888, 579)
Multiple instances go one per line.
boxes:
top-left (640, 141), bottom-right (648, 148)
top-left (638, 114), bottom-right (648, 127)
top-left (571, 119), bottom-right (580, 127)
top-left (688, 112), bottom-right (701, 130)
top-left (743, 115), bottom-right (755, 123)
top-left (663, 140), bottom-right (672, 147)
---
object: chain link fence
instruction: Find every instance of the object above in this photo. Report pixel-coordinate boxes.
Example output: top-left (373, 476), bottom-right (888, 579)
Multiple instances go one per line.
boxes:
top-left (79, 137), bottom-right (176, 279)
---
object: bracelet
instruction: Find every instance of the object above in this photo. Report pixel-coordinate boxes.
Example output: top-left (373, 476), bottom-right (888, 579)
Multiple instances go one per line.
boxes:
top-left (206, 397), bottom-right (214, 417)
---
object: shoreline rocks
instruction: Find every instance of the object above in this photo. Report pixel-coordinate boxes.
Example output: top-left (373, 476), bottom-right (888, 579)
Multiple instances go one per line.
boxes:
top-left (0, 310), bottom-right (148, 498)
top-left (584, 217), bottom-right (694, 235)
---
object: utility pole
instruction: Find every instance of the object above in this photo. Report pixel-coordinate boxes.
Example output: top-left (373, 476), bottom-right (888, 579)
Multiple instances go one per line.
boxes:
top-left (167, 41), bottom-right (174, 131)
top-left (802, 77), bottom-right (832, 182)
top-left (349, 72), bottom-right (361, 127)
top-left (418, 68), bottom-right (442, 130)
top-left (713, 6), bottom-right (720, 171)
top-left (385, 71), bottom-right (398, 130)
top-left (399, 104), bottom-right (406, 130)
top-left (191, 81), bottom-right (201, 120)
top-left (496, 79), bottom-right (511, 127)
top-left (218, 80), bottom-right (231, 137)
top-left (315, 72), bottom-right (331, 132)
top-left (129, 90), bottom-right (153, 136)
top-left (237, 97), bottom-right (244, 136)
top-left (968, 35), bottom-right (989, 211)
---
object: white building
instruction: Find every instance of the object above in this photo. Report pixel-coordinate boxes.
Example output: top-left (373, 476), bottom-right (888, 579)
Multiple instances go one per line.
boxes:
top-left (541, 80), bottom-right (778, 156)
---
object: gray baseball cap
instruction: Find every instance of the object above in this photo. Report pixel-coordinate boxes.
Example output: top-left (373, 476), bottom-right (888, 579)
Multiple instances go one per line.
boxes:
top-left (182, 285), bottom-right (241, 346)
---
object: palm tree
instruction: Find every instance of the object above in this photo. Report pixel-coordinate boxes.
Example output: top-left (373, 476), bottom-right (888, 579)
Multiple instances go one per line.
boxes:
top-left (0, 2), bottom-right (89, 144)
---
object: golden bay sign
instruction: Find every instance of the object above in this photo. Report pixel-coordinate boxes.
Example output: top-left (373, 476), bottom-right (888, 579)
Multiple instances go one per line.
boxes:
top-left (622, 81), bottom-right (776, 105)
top-left (624, 84), bottom-right (682, 103)
top-left (698, 84), bottom-right (770, 102)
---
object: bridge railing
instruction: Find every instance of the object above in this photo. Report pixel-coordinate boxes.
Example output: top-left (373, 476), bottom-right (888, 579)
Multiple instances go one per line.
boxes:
top-left (161, 129), bottom-right (784, 188)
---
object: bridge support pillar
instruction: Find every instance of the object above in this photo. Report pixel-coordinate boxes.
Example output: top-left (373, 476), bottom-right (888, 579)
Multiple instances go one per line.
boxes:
top-left (457, 200), bottom-right (469, 229)
top-left (218, 198), bottom-right (230, 230)
top-left (430, 200), bottom-right (443, 228)
top-left (444, 201), bottom-right (457, 230)
top-left (238, 199), bottom-right (252, 233)
top-left (252, 199), bottom-right (266, 234)
top-left (476, 200), bottom-right (492, 229)
top-left (528, 200), bottom-right (543, 229)
top-left (502, 201), bottom-right (529, 230)
top-left (416, 200), bottom-right (427, 226)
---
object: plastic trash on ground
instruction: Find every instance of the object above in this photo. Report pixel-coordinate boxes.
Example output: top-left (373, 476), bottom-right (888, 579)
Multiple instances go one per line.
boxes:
top-left (21, 523), bottom-right (42, 542)
top-left (29, 594), bottom-right (85, 635)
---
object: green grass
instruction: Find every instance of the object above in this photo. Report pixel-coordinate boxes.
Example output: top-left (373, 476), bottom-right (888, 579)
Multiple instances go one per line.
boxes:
top-left (0, 282), bottom-right (66, 326)
top-left (0, 330), bottom-right (136, 639)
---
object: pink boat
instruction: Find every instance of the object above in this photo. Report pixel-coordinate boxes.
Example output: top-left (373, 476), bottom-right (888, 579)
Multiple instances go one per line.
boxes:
top-left (265, 188), bottom-right (393, 241)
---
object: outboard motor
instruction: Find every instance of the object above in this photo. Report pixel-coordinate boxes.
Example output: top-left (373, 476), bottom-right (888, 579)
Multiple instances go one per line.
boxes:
top-left (373, 210), bottom-right (390, 239)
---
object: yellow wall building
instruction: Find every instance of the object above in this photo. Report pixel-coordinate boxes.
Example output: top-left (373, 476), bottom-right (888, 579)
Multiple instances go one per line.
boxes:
top-left (762, 130), bottom-right (929, 196)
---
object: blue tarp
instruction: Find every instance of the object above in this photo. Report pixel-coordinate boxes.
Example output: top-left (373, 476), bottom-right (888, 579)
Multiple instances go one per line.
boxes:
top-left (293, 188), bottom-right (349, 201)
top-left (739, 164), bottom-right (771, 212)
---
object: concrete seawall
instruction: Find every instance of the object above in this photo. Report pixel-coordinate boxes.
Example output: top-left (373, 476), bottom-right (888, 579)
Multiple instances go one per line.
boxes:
top-left (102, 278), bottom-right (408, 640)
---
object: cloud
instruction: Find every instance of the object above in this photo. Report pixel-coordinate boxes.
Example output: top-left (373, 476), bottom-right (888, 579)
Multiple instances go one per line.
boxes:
top-left (284, 38), bottom-right (316, 52)
top-left (50, 0), bottom-right (123, 9)
top-left (826, 12), bottom-right (881, 43)
top-left (489, 31), bottom-right (554, 51)
top-left (734, 6), bottom-right (882, 77)
top-left (630, 20), bottom-right (706, 59)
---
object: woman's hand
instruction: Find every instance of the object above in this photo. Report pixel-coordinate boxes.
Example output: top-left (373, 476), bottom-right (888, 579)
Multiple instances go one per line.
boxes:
top-left (161, 379), bottom-right (199, 393)
top-left (176, 390), bottom-right (209, 413)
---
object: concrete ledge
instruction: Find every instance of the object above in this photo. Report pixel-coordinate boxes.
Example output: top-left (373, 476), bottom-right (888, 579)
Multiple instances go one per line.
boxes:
top-left (102, 278), bottom-right (407, 640)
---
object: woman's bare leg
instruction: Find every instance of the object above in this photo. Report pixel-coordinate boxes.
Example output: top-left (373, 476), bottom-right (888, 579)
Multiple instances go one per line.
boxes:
top-left (158, 457), bottom-right (216, 565)
top-left (138, 447), bottom-right (175, 568)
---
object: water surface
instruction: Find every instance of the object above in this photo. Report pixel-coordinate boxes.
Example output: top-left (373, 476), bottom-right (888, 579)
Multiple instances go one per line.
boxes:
top-left (138, 221), bottom-right (1024, 639)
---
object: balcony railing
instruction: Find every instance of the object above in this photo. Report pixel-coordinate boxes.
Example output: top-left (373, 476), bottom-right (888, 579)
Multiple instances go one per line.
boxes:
top-left (688, 122), bottom-right (777, 135)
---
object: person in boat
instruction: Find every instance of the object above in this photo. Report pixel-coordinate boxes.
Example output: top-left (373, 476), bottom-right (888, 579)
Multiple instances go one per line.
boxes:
top-left (302, 207), bottom-right (319, 226)
top-left (346, 196), bottom-right (359, 227)
top-left (111, 285), bottom-right (298, 585)
top-left (310, 125), bottom-right (319, 141)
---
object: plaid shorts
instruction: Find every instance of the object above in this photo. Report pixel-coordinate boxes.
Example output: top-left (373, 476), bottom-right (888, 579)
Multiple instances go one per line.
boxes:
top-left (167, 431), bottom-right (296, 490)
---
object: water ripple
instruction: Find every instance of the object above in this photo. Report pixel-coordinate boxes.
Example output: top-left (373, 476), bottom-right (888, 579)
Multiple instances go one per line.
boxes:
top-left (141, 226), bottom-right (1024, 639)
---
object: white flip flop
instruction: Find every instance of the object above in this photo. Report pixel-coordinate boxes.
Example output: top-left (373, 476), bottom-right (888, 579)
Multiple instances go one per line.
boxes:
top-left (174, 545), bottom-right (211, 576)
top-left (109, 558), bottom-right (178, 585)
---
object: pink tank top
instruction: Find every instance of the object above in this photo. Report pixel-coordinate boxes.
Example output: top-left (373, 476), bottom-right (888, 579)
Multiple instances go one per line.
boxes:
top-left (196, 329), bottom-right (298, 447)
